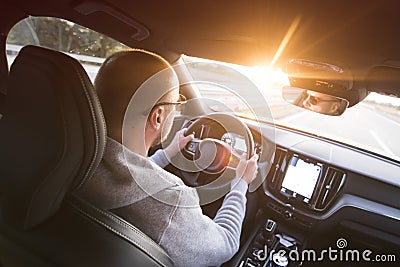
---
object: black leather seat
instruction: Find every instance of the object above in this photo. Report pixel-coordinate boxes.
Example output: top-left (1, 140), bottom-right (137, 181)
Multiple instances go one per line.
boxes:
top-left (0, 45), bottom-right (173, 267)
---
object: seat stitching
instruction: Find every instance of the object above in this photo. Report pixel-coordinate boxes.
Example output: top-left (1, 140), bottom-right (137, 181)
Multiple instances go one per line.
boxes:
top-left (92, 203), bottom-right (160, 246)
top-left (70, 202), bottom-right (170, 267)
top-left (69, 59), bottom-right (105, 188)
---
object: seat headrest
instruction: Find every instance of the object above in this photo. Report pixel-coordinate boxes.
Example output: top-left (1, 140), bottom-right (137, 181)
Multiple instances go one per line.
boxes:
top-left (0, 45), bottom-right (106, 229)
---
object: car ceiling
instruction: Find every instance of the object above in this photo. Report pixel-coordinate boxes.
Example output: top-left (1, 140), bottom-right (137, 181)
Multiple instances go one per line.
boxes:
top-left (3, 0), bottom-right (400, 94)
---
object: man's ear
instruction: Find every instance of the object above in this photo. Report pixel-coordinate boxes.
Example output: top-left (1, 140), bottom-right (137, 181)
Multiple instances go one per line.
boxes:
top-left (331, 102), bottom-right (340, 112)
top-left (148, 106), bottom-right (164, 130)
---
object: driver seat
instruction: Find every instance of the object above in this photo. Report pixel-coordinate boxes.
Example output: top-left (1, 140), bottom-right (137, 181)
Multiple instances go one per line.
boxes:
top-left (0, 45), bottom-right (173, 267)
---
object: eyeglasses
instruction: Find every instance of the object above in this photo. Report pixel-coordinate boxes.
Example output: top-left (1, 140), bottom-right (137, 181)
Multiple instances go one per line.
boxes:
top-left (153, 94), bottom-right (187, 108)
top-left (307, 94), bottom-right (338, 105)
top-left (143, 94), bottom-right (187, 115)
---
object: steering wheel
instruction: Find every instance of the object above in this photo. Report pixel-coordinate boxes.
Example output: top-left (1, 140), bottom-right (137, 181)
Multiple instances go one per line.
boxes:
top-left (181, 113), bottom-right (254, 184)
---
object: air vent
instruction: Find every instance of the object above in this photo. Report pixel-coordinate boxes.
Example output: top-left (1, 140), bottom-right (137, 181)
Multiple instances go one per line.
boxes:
top-left (268, 147), bottom-right (288, 189)
top-left (315, 167), bottom-right (346, 210)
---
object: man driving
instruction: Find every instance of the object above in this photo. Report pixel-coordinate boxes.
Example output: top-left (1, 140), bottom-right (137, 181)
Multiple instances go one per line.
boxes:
top-left (77, 49), bottom-right (259, 266)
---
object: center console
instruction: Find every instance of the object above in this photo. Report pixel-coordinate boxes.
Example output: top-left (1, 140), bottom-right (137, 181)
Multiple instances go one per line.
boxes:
top-left (239, 219), bottom-right (302, 267)
top-left (233, 147), bottom-right (347, 267)
top-left (264, 147), bottom-right (346, 226)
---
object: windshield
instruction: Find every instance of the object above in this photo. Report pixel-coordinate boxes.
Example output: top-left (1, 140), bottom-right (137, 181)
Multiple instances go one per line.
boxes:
top-left (183, 55), bottom-right (400, 162)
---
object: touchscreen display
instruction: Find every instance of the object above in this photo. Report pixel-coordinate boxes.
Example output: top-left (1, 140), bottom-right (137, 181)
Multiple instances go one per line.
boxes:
top-left (281, 156), bottom-right (321, 202)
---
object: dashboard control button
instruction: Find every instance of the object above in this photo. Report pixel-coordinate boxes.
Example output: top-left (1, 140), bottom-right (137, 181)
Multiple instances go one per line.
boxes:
top-left (186, 141), bottom-right (198, 153)
top-left (283, 210), bottom-right (293, 220)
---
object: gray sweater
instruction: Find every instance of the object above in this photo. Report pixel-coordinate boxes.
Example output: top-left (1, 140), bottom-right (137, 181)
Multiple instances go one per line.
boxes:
top-left (77, 137), bottom-right (248, 267)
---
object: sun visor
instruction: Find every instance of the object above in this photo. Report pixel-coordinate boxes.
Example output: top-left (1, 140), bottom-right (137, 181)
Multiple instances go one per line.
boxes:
top-left (367, 66), bottom-right (400, 98)
top-left (286, 59), bottom-right (353, 92)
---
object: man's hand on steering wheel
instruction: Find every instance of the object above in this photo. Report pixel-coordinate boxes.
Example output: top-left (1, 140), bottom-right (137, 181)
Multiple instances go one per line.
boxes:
top-left (164, 128), bottom-right (194, 159)
top-left (236, 154), bottom-right (259, 185)
top-left (177, 113), bottom-right (258, 186)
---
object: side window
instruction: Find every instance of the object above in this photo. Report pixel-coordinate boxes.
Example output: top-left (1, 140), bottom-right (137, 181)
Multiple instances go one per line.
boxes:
top-left (6, 16), bottom-right (129, 82)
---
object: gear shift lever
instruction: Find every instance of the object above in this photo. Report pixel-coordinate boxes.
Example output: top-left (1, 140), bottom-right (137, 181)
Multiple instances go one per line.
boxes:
top-left (262, 219), bottom-right (277, 247)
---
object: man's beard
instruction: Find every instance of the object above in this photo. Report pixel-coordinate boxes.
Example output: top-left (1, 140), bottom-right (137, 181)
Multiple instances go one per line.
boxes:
top-left (151, 126), bottom-right (169, 147)
top-left (152, 131), bottom-right (162, 147)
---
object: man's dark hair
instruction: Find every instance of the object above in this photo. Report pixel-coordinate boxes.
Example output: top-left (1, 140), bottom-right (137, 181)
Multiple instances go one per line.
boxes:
top-left (95, 49), bottom-right (172, 131)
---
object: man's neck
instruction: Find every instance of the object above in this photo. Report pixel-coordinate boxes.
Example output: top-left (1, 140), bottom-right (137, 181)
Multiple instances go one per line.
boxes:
top-left (109, 130), bottom-right (148, 157)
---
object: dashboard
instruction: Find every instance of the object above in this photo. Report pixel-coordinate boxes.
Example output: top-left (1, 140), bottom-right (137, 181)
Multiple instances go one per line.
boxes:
top-left (176, 116), bottom-right (399, 235)
top-left (242, 119), bottom-right (400, 247)
top-left (222, 119), bottom-right (400, 266)
top-left (170, 115), bottom-right (399, 266)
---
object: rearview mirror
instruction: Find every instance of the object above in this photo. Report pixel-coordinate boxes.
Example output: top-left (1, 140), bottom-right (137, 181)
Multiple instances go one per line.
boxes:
top-left (282, 86), bottom-right (349, 116)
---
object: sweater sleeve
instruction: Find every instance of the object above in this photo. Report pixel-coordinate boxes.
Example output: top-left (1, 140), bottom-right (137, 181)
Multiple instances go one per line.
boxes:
top-left (149, 149), bottom-right (170, 168)
top-left (158, 179), bottom-right (248, 267)
top-left (212, 178), bottom-right (248, 251)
